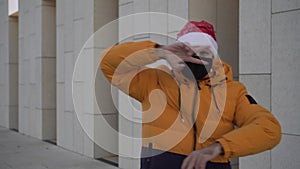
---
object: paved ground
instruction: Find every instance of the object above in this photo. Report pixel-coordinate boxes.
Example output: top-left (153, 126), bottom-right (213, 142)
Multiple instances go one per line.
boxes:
top-left (0, 126), bottom-right (119, 169)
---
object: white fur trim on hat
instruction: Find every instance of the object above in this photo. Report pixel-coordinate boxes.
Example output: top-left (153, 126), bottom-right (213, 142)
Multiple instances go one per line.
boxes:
top-left (177, 32), bottom-right (218, 52)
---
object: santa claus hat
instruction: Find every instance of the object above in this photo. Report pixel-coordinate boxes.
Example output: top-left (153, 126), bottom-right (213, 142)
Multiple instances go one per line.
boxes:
top-left (177, 20), bottom-right (218, 52)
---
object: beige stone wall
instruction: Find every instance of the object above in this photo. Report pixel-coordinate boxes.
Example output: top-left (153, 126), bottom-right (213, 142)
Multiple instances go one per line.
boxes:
top-left (239, 0), bottom-right (300, 169)
top-left (270, 0), bottom-right (300, 168)
top-left (18, 0), bottom-right (56, 140)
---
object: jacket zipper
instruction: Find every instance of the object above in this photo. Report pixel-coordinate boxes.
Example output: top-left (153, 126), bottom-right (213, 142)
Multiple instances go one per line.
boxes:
top-left (172, 70), bottom-right (198, 151)
top-left (191, 82), bottom-right (199, 151)
top-left (211, 87), bottom-right (221, 113)
top-left (178, 80), bottom-right (198, 150)
top-left (177, 84), bottom-right (185, 122)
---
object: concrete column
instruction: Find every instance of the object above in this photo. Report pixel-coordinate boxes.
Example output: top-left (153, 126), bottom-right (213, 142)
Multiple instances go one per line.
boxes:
top-left (0, 0), bottom-right (18, 130)
top-left (18, 0), bottom-right (56, 140)
top-left (239, 0), bottom-right (272, 169)
top-left (0, 0), bottom-right (9, 128)
top-left (56, 0), bottom-right (118, 159)
top-left (240, 1), bottom-right (300, 169)
top-left (9, 16), bottom-right (19, 130)
top-left (118, 1), bottom-right (140, 168)
top-left (271, 1), bottom-right (300, 169)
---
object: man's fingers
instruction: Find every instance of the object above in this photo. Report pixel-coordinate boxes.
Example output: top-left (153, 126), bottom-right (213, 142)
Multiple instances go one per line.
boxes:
top-left (184, 57), bottom-right (208, 65)
top-left (182, 42), bottom-right (194, 56)
top-left (187, 156), bottom-right (197, 169)
top-left (173, 63), bottom-right (185, 71)
top-left (183, 42), bottom-right (191, 49)
top-left (197, 45), bottom-right (210, 50)
top-left (195, 157), bottom-right (207, 169)
top-left (182, 151), bottom-right (212, 169)
top-left (181, 156), bottom-right (191, 169)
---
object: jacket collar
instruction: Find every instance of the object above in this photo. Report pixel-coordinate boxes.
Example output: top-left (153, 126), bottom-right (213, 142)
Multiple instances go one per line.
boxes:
top-left (199, 58), bottom-right (232, 87)
top-left (156, 58), bottom-right (232, 88)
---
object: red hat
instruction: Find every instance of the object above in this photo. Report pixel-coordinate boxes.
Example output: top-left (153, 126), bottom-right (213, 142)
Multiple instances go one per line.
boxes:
top-left (177, 20), bottom-right (218, 52)
top-left (177, 20), bottom-right (217, 41)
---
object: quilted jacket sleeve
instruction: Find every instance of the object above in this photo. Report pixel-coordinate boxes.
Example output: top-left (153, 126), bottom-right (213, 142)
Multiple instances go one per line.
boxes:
top-left (100, 40), bottom-right (160, 102)
top-left (216, 83), bottom-right (281, 158)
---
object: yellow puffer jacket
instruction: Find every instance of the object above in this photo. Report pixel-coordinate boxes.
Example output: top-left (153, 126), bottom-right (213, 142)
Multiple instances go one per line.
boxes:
top-left (100, 40), bottom-right (281, 162)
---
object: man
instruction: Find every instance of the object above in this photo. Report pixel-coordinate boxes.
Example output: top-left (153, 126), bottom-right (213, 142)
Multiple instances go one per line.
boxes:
top-left (100, 20), bottom-right (281, 169)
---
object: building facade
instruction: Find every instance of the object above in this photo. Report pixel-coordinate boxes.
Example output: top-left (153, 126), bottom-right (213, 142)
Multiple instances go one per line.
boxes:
top-left (0, 0), bottom-right (299, 169)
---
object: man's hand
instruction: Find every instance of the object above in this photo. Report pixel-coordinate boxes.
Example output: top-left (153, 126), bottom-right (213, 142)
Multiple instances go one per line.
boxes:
top-left (181, 143), bottom-right (223, 169)
top-left (156, 42), bottom-right (208, 71)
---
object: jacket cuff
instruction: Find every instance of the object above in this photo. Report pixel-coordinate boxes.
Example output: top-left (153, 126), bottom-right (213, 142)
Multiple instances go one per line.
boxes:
top-left (216, 138), bottom-right (233, 159)
top-left (144, 40), bottom-right (161, 61)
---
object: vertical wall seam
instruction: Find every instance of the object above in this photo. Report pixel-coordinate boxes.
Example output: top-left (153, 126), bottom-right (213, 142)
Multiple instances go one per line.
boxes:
top-left (166, 0), bottom-right (169, 44)
top-left (237, 0), bottom-right (240, 78)
top-left (270, 1), bottom-right (272, 113)
top-left (270, 0), bottom-right (273, 168)
top-left (187, 0), bottom-right (190, 20)
top-left (216, 0), bottom-right (218, 33)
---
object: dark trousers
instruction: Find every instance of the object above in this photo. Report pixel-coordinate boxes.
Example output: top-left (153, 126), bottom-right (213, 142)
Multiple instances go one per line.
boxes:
top-left (140, 147), bottom-right (231, 169)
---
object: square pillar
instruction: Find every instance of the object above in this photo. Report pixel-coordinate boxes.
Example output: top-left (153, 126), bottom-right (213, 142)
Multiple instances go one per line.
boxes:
top-left (56, 0), bottom-right (118, 159)
top-left (271, 2), bottom-right (300, 169)
top-left (18, 0), bottom-right (56, 140)
top-left (239, 0), bottom-right (272, 169)
top-left (9, 16), bottom-right (19, 130)
top-left (0, 0), bottom-right (9, 128)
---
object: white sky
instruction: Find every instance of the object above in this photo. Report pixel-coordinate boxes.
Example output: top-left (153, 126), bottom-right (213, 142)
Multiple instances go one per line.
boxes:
top-left (8, 0), bottom-right (18, 16)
